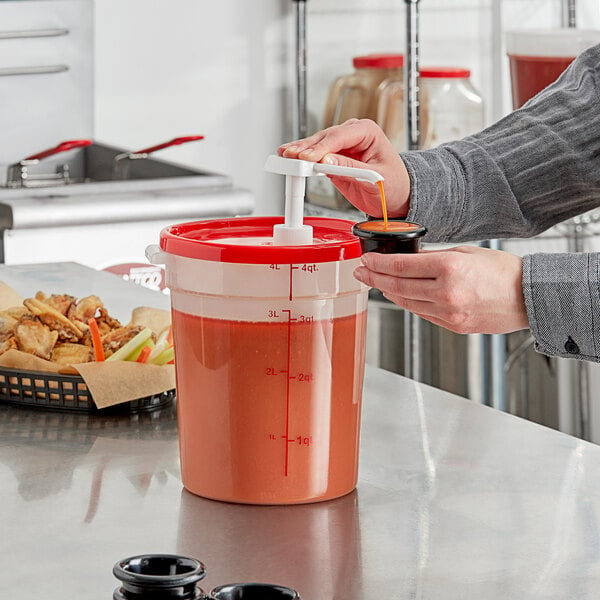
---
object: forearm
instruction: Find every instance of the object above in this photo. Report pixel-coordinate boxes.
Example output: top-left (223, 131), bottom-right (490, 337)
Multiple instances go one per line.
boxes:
top-left (403, 44), bottom-right (600, 244)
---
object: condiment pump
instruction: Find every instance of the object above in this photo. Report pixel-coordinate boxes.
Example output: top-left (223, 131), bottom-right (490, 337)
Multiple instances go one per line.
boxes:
top-left (263, 154), bottom-right (383, 245)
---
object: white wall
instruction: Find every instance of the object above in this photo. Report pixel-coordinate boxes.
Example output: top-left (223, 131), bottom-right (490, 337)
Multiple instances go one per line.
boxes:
top-left (94, 0), bottom-right (600, 216)
top-left (94, 0), bottom-right (293, 216)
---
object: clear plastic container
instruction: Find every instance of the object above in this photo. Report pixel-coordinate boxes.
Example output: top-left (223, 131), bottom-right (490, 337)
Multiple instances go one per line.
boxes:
top-left (505, 28), bottom-right (600, 109)
top-left (148, 216), bottom-right (368, 505)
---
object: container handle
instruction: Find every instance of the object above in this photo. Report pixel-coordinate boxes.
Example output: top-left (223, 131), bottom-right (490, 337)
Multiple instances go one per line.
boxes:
top-left (146, 244), bottom-right (167, 265)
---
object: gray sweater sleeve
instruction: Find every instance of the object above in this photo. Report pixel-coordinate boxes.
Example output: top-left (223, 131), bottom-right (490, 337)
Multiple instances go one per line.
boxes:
top-left (401, 44), bottom-right (600, 361)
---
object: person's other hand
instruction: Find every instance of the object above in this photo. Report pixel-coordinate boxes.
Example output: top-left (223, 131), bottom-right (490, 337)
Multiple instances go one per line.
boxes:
top-left (354, 245), bottom-right (528, 334)
top-left (278, 119), bottom-right (410, 218)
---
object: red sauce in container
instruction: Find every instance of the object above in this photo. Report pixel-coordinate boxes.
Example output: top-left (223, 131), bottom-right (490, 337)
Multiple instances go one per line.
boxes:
top-left (505, 29), bottom-right (600, 109)
top-left (356, 220), bottom-right (423, 233)
top-left (352, 219), bottom-right (427, 254)
top-left (173, 310), bottom-right (366, 504)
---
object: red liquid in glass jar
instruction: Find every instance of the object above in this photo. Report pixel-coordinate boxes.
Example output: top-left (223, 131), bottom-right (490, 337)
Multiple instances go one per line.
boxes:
top-left (508, 54), bottom-right (574, 109)
top-left (172, 309), bottom-right (367, 504)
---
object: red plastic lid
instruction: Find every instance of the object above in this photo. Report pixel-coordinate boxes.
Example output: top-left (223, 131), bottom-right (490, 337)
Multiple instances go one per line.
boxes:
top-left (353, 54), bottom-right (404, 69)
top-left (160, 216), bottom-right (362, 264)
top-left (420, 67), bottom-right (471, 78)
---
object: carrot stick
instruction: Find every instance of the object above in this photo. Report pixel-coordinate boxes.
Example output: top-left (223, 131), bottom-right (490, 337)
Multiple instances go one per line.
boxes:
top-left (136, 345), bottom-right (152, 363)
top-left (166, 325), bottom-right (173, 345)
top-left (87, 317), bottom-right (105, 362)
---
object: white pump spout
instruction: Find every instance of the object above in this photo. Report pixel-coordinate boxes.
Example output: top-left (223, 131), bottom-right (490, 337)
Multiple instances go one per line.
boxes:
top-left (264, 155), bottom-right (384, 246)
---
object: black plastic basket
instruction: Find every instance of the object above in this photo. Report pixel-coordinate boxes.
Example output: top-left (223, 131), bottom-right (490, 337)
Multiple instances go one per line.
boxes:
top-left (0, 366), bottom-right (175, 414)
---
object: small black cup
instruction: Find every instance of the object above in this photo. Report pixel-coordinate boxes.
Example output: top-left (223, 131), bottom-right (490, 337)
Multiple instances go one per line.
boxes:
top-left (210, 583), bottom-right (301, 600)
top-left (113, 554), bottom-right (206, 599)
top-left (352, 219), bottom-right (427, 254)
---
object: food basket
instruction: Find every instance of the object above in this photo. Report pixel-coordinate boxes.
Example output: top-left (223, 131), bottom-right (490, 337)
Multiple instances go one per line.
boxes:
top-left (0, 366), bottom-right (175, 414)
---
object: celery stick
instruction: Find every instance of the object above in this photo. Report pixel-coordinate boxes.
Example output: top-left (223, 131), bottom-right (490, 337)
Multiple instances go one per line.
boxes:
top-left (151, 345), bottom-right (175, 366)
top-left (105, 328), bottom-right (153, 362)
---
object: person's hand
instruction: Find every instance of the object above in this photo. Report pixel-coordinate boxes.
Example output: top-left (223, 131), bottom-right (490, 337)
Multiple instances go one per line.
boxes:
top-left (278, 119), bottom-right (410, 218)
top-left (354, 245), bottom-right (529, 335)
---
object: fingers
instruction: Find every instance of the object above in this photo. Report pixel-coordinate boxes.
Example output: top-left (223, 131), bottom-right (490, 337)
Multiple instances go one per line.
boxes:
top-left (355, 246), bottom-right (529, 335)
top-left (360, 250), bottom-right (452, 279)
top-left (354, 266), bottom-right (437, 301)
top-left (278, 130), bottom-right (330, 159)
top-left (278, 119), bottom-right (381, 162)
top-left (353, 250), bottom-right (471, 332)
top-left (381, 297), bottom-right (464, 333)
top-left (278, 119), bottom-right (410, 218)
top-left (382, 292), bottom-right (470, 333)
top-left (319, 152), bottom-right (372, 172)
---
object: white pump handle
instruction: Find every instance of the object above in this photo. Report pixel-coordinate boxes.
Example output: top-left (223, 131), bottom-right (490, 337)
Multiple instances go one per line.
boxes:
top-left (264, 155), bottom-right (384, 246)
top-left (264, 154), bottom-right (384, 183)
top-left (312, 162), bottom-right (383, 184)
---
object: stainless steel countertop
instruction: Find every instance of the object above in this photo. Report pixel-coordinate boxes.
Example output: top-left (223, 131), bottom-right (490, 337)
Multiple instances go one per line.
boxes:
top-left (1, 264), bottom-right (600, 598)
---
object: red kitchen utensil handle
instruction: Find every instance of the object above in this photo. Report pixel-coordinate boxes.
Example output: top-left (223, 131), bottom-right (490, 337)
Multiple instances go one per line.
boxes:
top-left (24, 139), bottom-right (92, 161)
top-left (132, 135), bottom-right (204, 155)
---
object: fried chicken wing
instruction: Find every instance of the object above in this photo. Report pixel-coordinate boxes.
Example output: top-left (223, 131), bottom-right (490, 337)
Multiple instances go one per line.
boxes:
top-left (15, 315), bottom-right (58, 360)
top-left (24, 297), bottom-right (84, 342)
top-left (51, 342), bottom-right (92, 365)
top-left (0, 313), bottom-right (19, 337)
top-left (0, 336), bottom-right (17, 355)
top-left (95, 306), bottom-right (122, 335)
top-left (67, 295), bottom-right (104, 324)
top-left (1, 306), bottom-right (28, 320)
top-left (102, 325), bottom-right (148, 358)
top-left (35, 292), bottom-right (76, 316)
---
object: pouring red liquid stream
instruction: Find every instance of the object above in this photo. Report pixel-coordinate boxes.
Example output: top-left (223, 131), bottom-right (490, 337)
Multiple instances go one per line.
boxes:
top-left (377, 180), bottom-right (389, 229)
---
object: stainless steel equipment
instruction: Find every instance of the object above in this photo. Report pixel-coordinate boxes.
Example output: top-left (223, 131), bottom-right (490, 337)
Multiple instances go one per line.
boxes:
top-left (563, 0), bottom-right (577, 28)
top-left (0, 1), bottom-right (93, 166)
top-left (403, 0), bottom-right (422, 383)
top-left (292, 0), bottom-right (308, 140)
top-left (0, 139), bottom-right (254, 274)
top-left (0, 0), bottom-right (254, 283)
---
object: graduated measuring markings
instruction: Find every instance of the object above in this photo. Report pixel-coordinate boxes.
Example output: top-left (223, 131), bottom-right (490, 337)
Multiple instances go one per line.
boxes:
top-left (269, 262), bottom-right (319, 300)
top-left (266, 262), bottom-right (321, 477)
